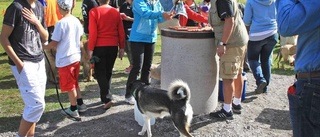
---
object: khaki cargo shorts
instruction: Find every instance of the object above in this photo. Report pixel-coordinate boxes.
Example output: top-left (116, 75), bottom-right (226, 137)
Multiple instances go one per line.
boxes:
top-left (219, 45), bottom-right (246, 79)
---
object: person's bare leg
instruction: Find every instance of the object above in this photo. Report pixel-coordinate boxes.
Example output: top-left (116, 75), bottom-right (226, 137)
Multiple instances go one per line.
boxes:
top-left (76, 87), bottom-right (82, 99)
top-left (68, 89), bottom-right (77, 106)
top-left (223, 79), bottom-right (234, 104)
top-left (18, 119), bottom-right (35, 136)
top-left (26, 122), bottom-right (36, 136)
top-left (234, 73), bottom-right (243, 99)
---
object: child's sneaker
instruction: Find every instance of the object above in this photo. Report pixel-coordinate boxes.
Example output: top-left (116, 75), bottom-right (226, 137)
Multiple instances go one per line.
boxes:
top-left (232, 103), bottom-right (242, 114)
top-left (61, 107), bottom-right (79, 118)
top-left (77, 104), bottom-right (87, 113)
top-left (209, 108), bottom-right (233, 120)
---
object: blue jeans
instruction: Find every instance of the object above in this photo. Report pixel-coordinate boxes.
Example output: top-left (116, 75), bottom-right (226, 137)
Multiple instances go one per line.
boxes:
top-left (247, 34), bottom-right (278, 91)
top-left (126, 42), bottom-right (155, 98)
top-left (289, 77), bottom-right (320, 137)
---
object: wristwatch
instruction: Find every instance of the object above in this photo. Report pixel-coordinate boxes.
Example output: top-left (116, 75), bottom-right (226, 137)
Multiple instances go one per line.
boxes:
top-left (219, 41), bottom-right (227, 46)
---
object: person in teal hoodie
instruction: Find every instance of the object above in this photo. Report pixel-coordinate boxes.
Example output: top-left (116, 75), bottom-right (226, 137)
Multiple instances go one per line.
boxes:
top-left (124, 0), bottom-right (172, 104)
top-left (276, 0), bottom-right (320, 136)
top-left (243, 0), bottom-right (278, 94)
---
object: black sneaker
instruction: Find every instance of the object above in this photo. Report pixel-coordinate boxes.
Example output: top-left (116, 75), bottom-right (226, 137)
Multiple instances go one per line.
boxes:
top-left (209, 109), bottom-right (233, 120)
top-left (232, 103), bottom-right (242, 114)
top-left (255, 81), bottom-right (267, 94)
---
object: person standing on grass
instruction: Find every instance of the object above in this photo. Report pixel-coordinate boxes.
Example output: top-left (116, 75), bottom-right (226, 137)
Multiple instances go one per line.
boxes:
top-left (243, 0), bottom-right (278, 94)
top-left (0, 0), bottom-right (48, 136)
top-left (125, 0), bottom-right (172, 105)
top-left (208, 0), bottom-right (248, 119)
top-left (44, 0), bottom-right (62, 41)
top-left (88, 0), bottom-right (125, 109)
top-left (43, 0), bottom-right (87, 118)
top-left (276, 0), bottom-right (320, 136)
top-left (81, 0), bottom-right (99, 39)
top-left (119, 0), bottom-right (134, 74)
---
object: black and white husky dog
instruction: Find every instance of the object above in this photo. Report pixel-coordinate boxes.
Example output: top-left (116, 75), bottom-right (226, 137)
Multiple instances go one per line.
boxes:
top-left (129, 79), bottom-right (193, 137)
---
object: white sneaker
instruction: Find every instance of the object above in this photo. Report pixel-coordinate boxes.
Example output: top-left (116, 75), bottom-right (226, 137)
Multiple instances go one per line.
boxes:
top-left (77, 104), bottom-right (87, 113)
top-left (125, 97), bottom-right (135, 105)
top-left (61, 108), bottom-right (79, 117)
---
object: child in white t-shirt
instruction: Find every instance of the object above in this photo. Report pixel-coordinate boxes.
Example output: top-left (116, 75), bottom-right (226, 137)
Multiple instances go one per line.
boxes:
top-left (44, 0), bottom-right (87, 118)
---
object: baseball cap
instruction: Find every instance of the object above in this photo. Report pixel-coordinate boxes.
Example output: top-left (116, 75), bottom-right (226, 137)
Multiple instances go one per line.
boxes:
top-left (57, 0), bottom-right (73, 11)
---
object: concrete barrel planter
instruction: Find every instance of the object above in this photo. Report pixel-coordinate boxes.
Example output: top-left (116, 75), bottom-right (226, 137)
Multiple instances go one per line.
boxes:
top-left (160, 28), bottom-right (219, 115)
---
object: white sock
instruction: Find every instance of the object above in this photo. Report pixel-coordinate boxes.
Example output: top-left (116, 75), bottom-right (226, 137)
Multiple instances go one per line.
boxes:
top-left (223, 103), bottom-right (232, 112)
top-left (233, 97), bottom-right (241, 105)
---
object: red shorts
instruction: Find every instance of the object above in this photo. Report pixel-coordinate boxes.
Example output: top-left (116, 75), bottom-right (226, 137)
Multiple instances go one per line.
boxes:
top-left (58, 61), bottom-right (80, 92)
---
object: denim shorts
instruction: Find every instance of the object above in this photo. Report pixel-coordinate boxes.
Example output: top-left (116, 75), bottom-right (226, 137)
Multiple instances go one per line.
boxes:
top-left (289, 78), bottom-right (320, 137)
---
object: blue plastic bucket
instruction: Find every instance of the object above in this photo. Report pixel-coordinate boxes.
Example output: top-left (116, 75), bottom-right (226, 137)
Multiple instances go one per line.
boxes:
top-left (218, 72), bottom-right (247, 101)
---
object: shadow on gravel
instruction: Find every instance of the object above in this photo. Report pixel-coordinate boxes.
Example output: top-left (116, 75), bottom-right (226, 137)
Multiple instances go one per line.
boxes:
top-left (41, 102), bottom-right (218, 137)
top-left (255, 108), bottom-right (291, 130)
top-left (0, 115), bottom-right (21, 133)
top-left (0, 109), bottom-right (66, 134)
top-left (242, 91), bottom-right (259, 103)
top-left (51, 109), bottom-right (183, 137)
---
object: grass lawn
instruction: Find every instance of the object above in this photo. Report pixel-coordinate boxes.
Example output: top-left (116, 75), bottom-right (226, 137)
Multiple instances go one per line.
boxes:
top-left (0, 1), bottom-right (161, 129)
top-left (0, 0), bottom-right (293, 133)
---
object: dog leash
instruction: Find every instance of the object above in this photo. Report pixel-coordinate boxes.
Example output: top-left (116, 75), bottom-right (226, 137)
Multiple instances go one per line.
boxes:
top-left (43, 50), bottom-right (82, 121)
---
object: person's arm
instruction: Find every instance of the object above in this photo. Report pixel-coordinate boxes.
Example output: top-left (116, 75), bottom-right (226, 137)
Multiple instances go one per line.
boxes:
top-left (221, 17), bottom-right (234, 45)
top-left (22, 7), bottom-right (48, 42)
top-left (186, 5), bottom-right (208, 23)
top-left (0, 25), bottom-right (24, 73)
top-left (216, 0), bottom-right (235, 57)
top-left (276, 0), bottom-right (320, 36)
top-left (43, 40), bottom-right (58, 50)
top-left (118, 14), bottom-right (126, 50)
top-left (88, 9), bottom-right (98, 58)
top-left (118, 13), bottom-right (125, 60)
top-left (120, 4), bottom-right (134, 21)
top-left (71, 0), bottom-right (76, 13)
top-left (132, 0), bottom-right (171, 20)
top-left (123, 15), bottom-right (134, 21)
top-left (217, 16), bottom-right (234, 57)
top-left (242, 1), bottom-right (252, 27)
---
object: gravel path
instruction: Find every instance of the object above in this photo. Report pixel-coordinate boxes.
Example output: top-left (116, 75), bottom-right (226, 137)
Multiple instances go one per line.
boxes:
top-left (0, 72), bottom-right (295, 137)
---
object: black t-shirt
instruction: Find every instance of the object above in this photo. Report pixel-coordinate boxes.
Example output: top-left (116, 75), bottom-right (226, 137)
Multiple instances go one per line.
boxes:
top-left (82, 0), bottom-right (99, 34)
top-left (3, 0), bottom-right (46, 65)
top-left (119, 2), bottom-right (133, 39)
top-left (109, 0), bottom-right (126, 8)
top-left (216, 0), bottom-right (235, 21)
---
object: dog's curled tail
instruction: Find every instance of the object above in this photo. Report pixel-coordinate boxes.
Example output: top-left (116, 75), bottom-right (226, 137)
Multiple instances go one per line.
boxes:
top-left (168, 80), bottom-right (191, 101)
